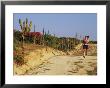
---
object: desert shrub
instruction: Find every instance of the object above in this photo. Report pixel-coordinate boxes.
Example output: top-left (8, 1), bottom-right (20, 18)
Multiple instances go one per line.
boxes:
top-left (89, 41), bottom-right (97, 44)
top-left (14, 30), bottom-right (22, 42)
top-left (14, 51), bottom-right (24, 66)
top-left (24, 36), bottom-right (33, 43)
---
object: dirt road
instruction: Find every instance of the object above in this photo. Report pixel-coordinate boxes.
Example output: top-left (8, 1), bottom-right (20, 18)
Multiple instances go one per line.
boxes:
top-left (25, 55), bottom-right (97, 75)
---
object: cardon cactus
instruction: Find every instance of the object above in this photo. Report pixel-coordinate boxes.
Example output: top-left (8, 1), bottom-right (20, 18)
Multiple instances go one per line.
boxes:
top-left (19, 18), bottom-right (32, 48)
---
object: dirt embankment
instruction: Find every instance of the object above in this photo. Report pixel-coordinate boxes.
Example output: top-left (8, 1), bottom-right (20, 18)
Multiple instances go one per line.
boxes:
top-left (14, 45), bottom-right (65, 75)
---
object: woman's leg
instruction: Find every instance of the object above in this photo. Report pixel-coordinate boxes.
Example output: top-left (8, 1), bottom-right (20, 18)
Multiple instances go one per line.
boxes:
top-left (85, 45), bottom-right (88, 55)
top-left (83, 49), bottom-right (86, 58)
top-left (86, 49), bottom-right (87, 55)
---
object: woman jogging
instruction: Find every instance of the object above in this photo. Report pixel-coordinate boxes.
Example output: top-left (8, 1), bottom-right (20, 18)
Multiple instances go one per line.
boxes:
top-left (83, 36), bottom-right (89, 58)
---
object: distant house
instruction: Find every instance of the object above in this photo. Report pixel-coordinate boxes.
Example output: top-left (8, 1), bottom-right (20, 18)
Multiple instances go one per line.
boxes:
top-left (25, 32), bottom-right (43, 44)
top-left (25, 32), bottom-right (43, 37)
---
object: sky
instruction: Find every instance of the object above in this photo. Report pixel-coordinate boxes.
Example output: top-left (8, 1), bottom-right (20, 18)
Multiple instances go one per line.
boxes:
top-left (13, 13), bottom-right (97, 41)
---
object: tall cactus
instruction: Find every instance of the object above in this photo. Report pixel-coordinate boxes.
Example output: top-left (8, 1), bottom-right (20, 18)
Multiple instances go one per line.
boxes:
top-left (42, 28), bottom-right (45, 46)
top-left (19, 18), bottom-right (32, 48)
top-left (75, 33), bottom-right (78, 45)
top-left (48, 30), bottom-right (49, 35)
top-left (34, 24), bottom-right (36, 44)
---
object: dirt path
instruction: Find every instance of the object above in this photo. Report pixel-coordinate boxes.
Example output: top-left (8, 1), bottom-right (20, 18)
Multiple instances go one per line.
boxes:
top-left (25, 55), bottom-right (97, 75)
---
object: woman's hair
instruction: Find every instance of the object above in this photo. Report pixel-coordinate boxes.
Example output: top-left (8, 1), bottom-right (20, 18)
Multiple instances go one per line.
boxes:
top-left (85, 36), bottom-right (89, 38)
top-left (87, 36), bottom-right (89, 38)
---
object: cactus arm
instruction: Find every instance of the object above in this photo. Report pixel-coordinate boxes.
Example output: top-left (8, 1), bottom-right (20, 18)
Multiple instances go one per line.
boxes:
top-left (19, 19), bottom-right (23, 30)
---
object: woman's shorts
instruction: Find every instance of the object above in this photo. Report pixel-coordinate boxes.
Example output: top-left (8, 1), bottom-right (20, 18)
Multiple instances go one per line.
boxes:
top-left (83, 45), bottom-right (88, 49)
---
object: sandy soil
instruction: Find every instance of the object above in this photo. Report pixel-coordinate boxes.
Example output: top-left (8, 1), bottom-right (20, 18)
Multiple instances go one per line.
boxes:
top-left (25, 56), bottom-right (97, 75)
